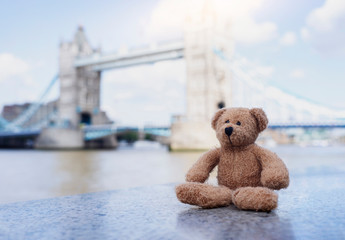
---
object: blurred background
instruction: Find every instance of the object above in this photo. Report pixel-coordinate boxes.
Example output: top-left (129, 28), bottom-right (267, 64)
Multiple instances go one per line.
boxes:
top-left (0, 0), bottom-right (345, 204)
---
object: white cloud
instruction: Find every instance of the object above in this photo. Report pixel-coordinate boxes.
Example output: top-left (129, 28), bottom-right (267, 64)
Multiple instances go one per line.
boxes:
top-left (306, 0), bottom-right (345, 32)
top-left (0, 53), bottom-right (29, 82)
top-left (101, 60), bottom-right (186, 125)
top-left (105, 60), bottom-right (186, 87)
top-left (0, 53), bottom-right (59, 112)
top-left (232, 18), bottom-right (277, 45)
top-left (280, 32), bottom-right (297, 46)
top-left (234, 57), bottom-right (274, 78)
top-left (143, 104), bottom-right (166, 112)
top-left (256, 65), bottom-right (274, 77)
top-left (145, 0), bottom-right (190, 40)
top-left (290, 69), bottom-right (305, 78)
top-left (0, 53), bottom-right (40, 108)
top-left (301, 0), bottom-right (345, 55)
top-left (113, 92), bottom-right (134, 101)
top-left (228, 0), bottom-right (278, 45)
top-left (146, 0), bottom-right (277, 45)
top-left (300, 27), bottom-right (310, 41)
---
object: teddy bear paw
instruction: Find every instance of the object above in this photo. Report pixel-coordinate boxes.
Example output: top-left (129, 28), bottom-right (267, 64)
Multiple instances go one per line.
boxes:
top-left (232, 187), bottom-right (278, 212)
top-left (176, 183), bottom-right (232, 208)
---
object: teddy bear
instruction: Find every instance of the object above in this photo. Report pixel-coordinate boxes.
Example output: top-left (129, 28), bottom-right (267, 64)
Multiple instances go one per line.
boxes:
top-left (176, 107), bottom-right (289, 211)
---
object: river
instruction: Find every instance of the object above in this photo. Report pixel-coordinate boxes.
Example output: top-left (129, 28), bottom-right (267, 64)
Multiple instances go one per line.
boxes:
top-left (0, 141), bottom-right (345, 204)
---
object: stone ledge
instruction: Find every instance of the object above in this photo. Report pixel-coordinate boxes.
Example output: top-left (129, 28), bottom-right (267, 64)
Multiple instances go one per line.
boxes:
top-left (1, 172), bottom-right (345, 240)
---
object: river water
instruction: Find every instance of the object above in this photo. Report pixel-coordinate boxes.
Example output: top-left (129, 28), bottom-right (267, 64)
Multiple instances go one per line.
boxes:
top-left (0, 141), bottom-right (345, 204)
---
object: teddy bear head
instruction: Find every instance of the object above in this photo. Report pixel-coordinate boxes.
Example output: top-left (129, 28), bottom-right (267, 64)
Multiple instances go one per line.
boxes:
top-left (211, 107), bottom-right (268, 148)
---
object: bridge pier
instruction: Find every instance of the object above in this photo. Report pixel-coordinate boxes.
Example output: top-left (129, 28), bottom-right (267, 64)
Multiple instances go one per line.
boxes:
top-left (35, 128), bottom-right (84, 149)
top-left (84, 135), bottom-right (117, 149)
top-left (170, 121), bottom-right (218, 151)
top-left (35, 128), bottom-right (118, 149)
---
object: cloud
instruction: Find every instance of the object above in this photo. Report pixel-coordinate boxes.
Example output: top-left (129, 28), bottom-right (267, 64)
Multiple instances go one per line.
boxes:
top-left (234, 57), bottom-right (274, 78)
top-left (0, 53), bottom-right (29, 82)
top-left (145, 0), bottom-right (190, 40)
top-left (143, 104), bottom-right (166, 112)
top-left (301, 0), bottom-right (345, 56)
top-left (228, 0), bottom-right (278, 45)
top-left (0, 53), bottom-right (41, 109)
top-left (306, 0), bottom-right (345, 32)
top-left (280, 32), bottom-right (297, 46)
top-left (146, 0), bottom-right (277, 45)
top-left (290, 69), bottom-right (305, 78)
top-left (300, 27), bottom-right (310, 40)
top-left (113, 92), bottom-right (134, 101)
top-left (256, 65), bottom-right (274, 77)
top-left (0, 53), bottom-right (59, 113)
top-left (101, 60), bottom-right (186, 125)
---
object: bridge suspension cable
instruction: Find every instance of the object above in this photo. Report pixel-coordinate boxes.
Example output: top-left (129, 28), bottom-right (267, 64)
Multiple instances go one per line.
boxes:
top-left (3, 74), bottom-right (59, 131)
top-left (0, 117), bottom-right (9, 128)
top-left (213, 48), bottom-right (345, 124)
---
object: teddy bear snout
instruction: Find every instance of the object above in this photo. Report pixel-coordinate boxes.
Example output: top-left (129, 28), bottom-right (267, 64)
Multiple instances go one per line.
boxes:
top-left (225, 127), bottom-right (233, 136)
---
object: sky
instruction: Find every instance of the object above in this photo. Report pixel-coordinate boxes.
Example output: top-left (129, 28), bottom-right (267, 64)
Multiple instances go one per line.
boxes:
top-left (0, 0), bottom-right (345, 125)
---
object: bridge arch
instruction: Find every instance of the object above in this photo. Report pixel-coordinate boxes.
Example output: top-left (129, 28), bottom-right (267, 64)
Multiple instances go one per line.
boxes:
top-left (80, 112), bottom-right (92, 125)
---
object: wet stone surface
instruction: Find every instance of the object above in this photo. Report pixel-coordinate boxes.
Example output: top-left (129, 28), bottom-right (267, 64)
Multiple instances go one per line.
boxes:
top-left (1, 169), bottom-right (345, 240)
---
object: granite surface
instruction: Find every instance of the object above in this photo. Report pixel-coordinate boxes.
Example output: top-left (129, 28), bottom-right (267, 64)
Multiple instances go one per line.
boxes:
top-left (1, 168), bottom-right (345, 240)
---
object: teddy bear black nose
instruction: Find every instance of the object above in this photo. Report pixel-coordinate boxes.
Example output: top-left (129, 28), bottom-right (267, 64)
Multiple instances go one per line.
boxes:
top-left (225, 127), bottom-right (233, 136)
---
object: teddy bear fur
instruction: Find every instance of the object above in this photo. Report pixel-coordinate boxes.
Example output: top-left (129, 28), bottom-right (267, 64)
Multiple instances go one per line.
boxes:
top-left (176, 107), bottom-right (289, 211)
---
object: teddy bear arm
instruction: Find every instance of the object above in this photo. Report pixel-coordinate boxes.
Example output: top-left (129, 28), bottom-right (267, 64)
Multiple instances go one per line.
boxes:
top-left (255, 147), bottom-right (289, 190)
top-left (185, 148), bottom-right (220, 183)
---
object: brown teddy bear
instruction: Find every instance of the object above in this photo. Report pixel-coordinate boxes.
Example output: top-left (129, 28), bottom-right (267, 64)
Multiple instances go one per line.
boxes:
top-left (176, 107), bottom-right (289, 211)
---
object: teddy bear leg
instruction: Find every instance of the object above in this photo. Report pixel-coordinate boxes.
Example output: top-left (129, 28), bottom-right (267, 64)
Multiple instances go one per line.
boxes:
top-left (176, 182), bottom-right (232, 208)
top-left (232, 187), bottom-right (278, 212)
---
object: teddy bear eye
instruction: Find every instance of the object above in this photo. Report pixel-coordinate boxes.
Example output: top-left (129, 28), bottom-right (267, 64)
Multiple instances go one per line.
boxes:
top-left (225, 120), bottom-right (230, 123)
top-left (236, 121), bottom-right (241, 126)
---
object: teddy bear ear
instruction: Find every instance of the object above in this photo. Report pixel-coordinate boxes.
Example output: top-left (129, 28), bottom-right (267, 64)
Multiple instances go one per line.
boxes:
top-left (249, 108), bottom-right (268, 132)
top-left (211, 108), bottom-right (226, 130)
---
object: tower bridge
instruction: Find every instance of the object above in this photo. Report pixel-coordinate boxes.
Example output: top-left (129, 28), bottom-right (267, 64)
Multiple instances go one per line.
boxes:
top-left (1, 5), bottom-right (345, 149)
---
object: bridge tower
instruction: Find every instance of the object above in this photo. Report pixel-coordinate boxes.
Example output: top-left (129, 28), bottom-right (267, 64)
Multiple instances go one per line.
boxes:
top-left (36, 27), bottom-right (115, 149)
top-left (59, 26), bottom-right (101, 128)
top-left (170, 2), bottom-right (233, 150)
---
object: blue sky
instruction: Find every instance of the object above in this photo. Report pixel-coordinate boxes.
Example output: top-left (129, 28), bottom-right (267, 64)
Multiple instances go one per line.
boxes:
top-left (0, 0), bottom-right (345, 125)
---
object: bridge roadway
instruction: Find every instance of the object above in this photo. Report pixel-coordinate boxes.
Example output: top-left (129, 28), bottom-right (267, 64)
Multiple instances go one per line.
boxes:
top-left (0, 122), bottom-right (344, 140)
top-left (0, 125), bottom-right (171, 142)
top-left (74, 41), bottom-right (184, 71)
